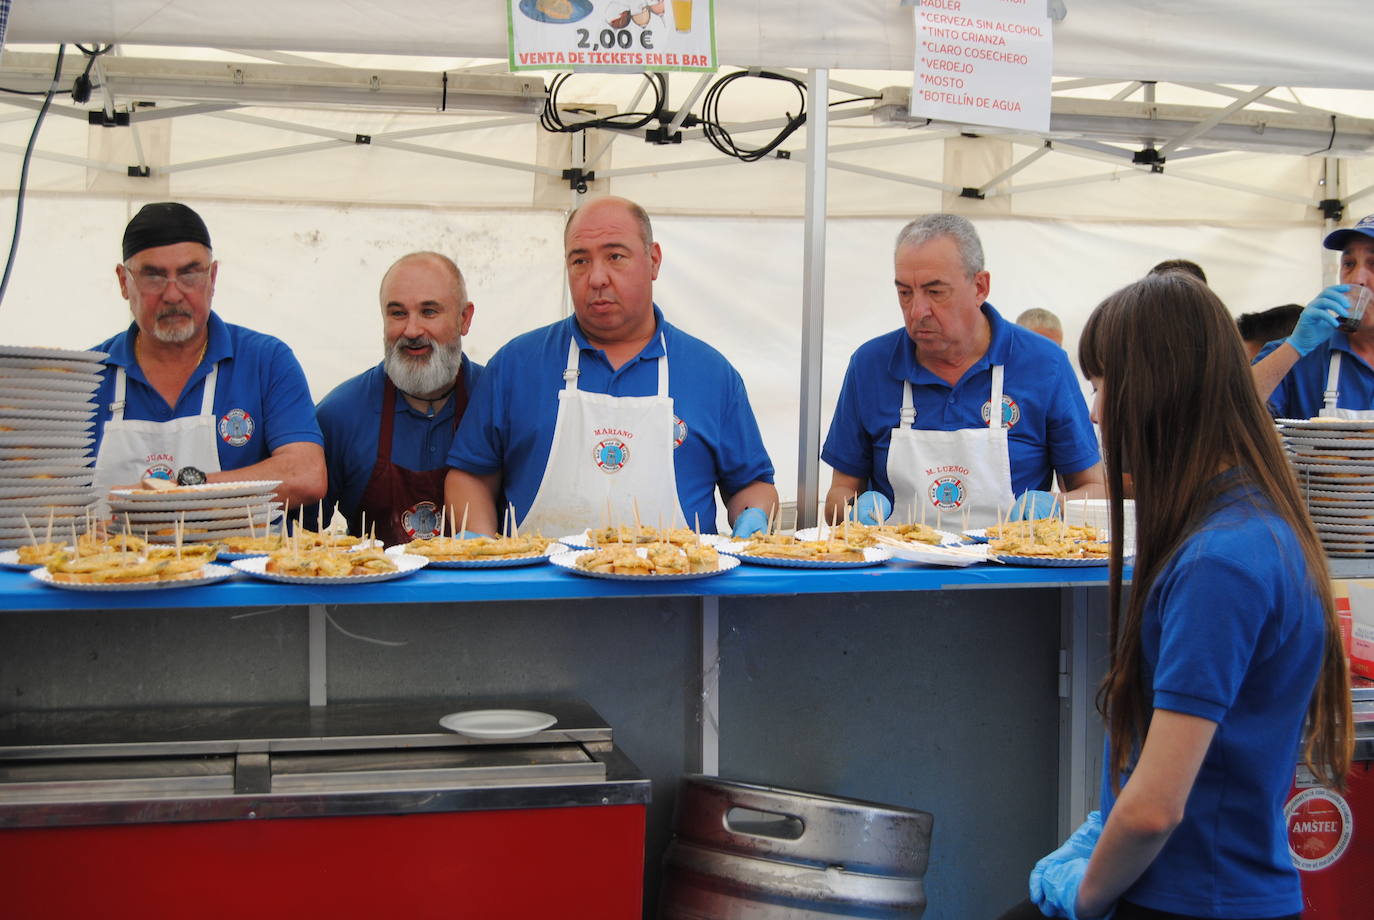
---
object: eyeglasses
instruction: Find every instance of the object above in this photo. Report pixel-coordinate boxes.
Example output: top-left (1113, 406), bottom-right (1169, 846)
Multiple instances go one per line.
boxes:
top-left (124, 264), bottom-right (211, 294)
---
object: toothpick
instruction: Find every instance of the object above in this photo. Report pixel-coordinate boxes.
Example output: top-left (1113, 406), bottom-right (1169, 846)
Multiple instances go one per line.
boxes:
top-left (318, 499), bottom-right (324, 539)
top-left (920, 498), bottom-right (927, 527)
top-left (124, 513), bottom-right (134, 553)
top-left (369, 521), bottom-right (376, 546)
top-left (693, 512), bottom-right (701, 536)
top-left (438, 503), bottom-right (447, 541)
top-left (21, 513), bottom-right (36, 547)
top-left (246, 506), bottom-right (256, 539)
top-left (502, 503), bottom-right (510, 539)
top-left (632, 497), bottom-right (642, 529)
top-left (510, 504), bottom-right (519, 539)
top-left (459, 503), bottom-right (469, 540)
top-left (44, 508), bottom-right (54, 546)
top-left (176, 511), bottom-right (184, 559)
top-left (71, 523), bottom-right (80, 559)
top-left (360, 509), bottom-right (366, 545)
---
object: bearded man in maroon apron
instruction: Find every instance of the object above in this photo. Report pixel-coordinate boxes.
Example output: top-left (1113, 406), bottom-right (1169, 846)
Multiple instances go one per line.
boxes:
top-left (314, 252), bottom-right (481, 545)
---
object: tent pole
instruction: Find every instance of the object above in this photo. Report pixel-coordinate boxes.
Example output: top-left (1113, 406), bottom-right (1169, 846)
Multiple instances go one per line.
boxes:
top-left (795, 68), bottom-right (828, 531)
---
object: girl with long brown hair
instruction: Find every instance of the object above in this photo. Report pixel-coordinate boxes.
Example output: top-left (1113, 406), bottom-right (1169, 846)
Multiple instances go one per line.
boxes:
top-left (1000, 271), bottom-right (1352, 920)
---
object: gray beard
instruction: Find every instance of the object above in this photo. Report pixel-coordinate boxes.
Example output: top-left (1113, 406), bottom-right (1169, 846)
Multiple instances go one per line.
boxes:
top-left (384, 336), bottom-right (463, 397)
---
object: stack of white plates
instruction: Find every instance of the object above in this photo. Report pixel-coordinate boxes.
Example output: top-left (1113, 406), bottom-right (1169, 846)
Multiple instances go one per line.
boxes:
top-left (0, 345), bottom-right (106, 548)
top-left (107, 481), bottom-right (283, 544)
top-left (1279, 418), bottom-right (1374, 558)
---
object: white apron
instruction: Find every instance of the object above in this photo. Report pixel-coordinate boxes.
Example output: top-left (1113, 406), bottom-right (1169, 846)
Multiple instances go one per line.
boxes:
top-left (519, 335), bottom-right (689, 536)
top-left (93, 362), bottom-right (224, 504)
top-left (886, 364), bottom-right (1015, 530)
top-left (1321, 352), bottom-right (1374, 420)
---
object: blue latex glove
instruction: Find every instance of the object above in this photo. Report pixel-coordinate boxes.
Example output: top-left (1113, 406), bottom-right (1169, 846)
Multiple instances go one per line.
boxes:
top-left (1029, 811), bottom-right (1102, 897)
top-left (1288, 285), bottom-right (1351, 356)
top-left (1010, 490), bottom-right (1059, 521)
top-left (1030, 855), bottom-right (1115, 920)
top-left (853, 490), bottom-right (892, 526)
top-left (731, 507), bottom-right (769, 538)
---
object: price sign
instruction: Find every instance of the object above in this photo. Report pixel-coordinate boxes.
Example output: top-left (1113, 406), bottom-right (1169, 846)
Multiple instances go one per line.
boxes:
top-left (909, 0), bottom-right (1052, 132)
top-left (508, 0), bottom-right (716, 73)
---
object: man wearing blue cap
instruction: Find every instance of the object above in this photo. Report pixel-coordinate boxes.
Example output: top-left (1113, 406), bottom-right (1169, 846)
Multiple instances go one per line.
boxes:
top-left (1253, 214), bottom-right (1374, 419)
top-left (91, 202), bottom-right (326, 507)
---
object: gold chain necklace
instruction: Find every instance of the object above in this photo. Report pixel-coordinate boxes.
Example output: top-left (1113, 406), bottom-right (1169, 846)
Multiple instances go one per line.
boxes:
top-left (135, 332), bottom-right (208, 369)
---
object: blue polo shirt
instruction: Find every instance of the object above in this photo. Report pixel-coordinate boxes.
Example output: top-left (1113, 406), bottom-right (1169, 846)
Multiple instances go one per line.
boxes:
top-left (92, 314), bottom-right (322, 470)
top-left (1099, 481), bottom-right (1323, 917)
top-left (821, 303), bottom-right (1099, 499)
top-left (315, 356), bottom-right (482, 525)
top-left (447, 306), bottom-right (774, 533)
top-left (1255, 335), bottom-right (1374, 418)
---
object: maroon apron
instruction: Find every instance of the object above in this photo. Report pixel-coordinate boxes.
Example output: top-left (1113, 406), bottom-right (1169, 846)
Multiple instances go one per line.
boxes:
top-left (353, 372), bottom-right (469, 545)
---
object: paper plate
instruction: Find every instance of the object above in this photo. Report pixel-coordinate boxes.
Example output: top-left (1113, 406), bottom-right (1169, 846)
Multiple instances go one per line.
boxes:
top-left (716, 541), bottom-right (890, 568)
top-left (0, 433), bottom-right (93, 448)
top-left (878, 540), bottom-right (990, 567)
top-left (109, 493), bottom-right (279, 513)
top-left (30, 562), bottom-right (236, 591)
top-left (557, 529), bottom-right (729, 550)
top-left (0, 394), bottom-right (97, 412)
top-left (439, 709), bottom-right (557, 739)
top-left (0, 548), bottom-right (48, 570)
top-left (1281, 433), bottom-right (1374, 448)
top-left (990, 553), bottom-right (1110, 567)
top-left (109, 480), bottom-right (283, 501)
top-left (386, 542), bottom-right (566, 569)
top-left (231, 553), bottom-right (428, 584)
top-left (0, 345), bottom-right (108, 363)
top-left (0, 406), bottom-right (96, 422)
top-left (793, 525), bottom-right (965, 546)
top-left (550, 548), bottom-right (740, 580)
top-left (117, 503), bottom-right (281, 524)
top-left (1277, 418), bottom-right (1374, 433)
top-left (0, 376), bottom-right (103, 395)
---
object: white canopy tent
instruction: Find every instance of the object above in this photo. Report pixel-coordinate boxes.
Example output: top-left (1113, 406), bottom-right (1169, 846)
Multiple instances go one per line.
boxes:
top-left (2, 1), bottom-right (1372, 524)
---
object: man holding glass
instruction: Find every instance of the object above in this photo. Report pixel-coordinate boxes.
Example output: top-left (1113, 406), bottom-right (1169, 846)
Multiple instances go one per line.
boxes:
top-left (1253, 213), bottom-right (1374, 419)
top-left (90, 202), bottom-right (325, 507)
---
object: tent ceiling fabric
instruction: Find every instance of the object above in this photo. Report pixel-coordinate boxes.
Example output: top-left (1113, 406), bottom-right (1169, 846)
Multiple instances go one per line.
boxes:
top-left (11, 0), bottom-right (1374, 89)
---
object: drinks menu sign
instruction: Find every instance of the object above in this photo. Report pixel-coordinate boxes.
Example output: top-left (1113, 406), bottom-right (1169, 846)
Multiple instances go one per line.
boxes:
top-left (909, 0), bottom-right (1052, 132)
top-left (508, 0), bottom-right (716, 73)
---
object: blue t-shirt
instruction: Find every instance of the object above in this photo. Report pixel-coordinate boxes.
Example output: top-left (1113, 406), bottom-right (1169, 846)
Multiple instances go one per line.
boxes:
top-left (446, 306), bottom-right (774, 533)
top-left (1255, 335), bottom-right (1374, 418)
top-left (315, 357), bottom-right (482, 527)
top-left (92, 314), bottom-right (322, 471)
top-left (1099, 484), bottom-right (1325, 918)
top-left (821, 304), bottom-right (1099, 499)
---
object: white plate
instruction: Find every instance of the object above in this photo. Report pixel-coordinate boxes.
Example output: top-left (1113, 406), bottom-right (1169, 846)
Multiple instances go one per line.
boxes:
top-left (1281, 433), bottom-right (1374, 447)
top-left (878, 541), bottom-right (991, 567)
top-left (0, 548), bottom-right (46, 571)
top-left (0, 491), bottom-right (97, 507)
top-left (231, 553), bottom-right (429, 584)
top-left (550, 548), bottom-right (741, 580)
top-left (991, 553), bottom-right (1110, 567)
top-left (1309, 507), bottom-right (1374, 519)
top-left (716, 541), bottom-right (891, 568)
top-left (109, 493), bottom-right (279, 512)
top-left (0, 377), bottom-right (103, 396)
top-left (1314, 520), bottom-right (1374, 535)
top-left (0, 481), bottom-right (97, 497)
top-left (0, 433), bottom-right (93, 448)
top-left (439, 709), bottom-right (557, 739)
top-left (557, 529), bottom-right (728, 550)
top-left (116, 503), bottom-right (281, 524)
top-left (29, 562), bottom-right (236, 592)
top-left (0, 394), bottom-right (96, 412)
top-left (0, 408), bottom-right (95, 423)
top-left (0, 345), bottom-right (108, 363)
top-left (0, 447), bottom-right (92, 461)
top-left (385, 542), bottom-right (566, 568)
top-left (109, 480), bottom-right (283, 501)
top-left (794, 525), bottom-right (964, 546)
top-left (1277, 418), bottom-right (1374, 433)
top-left (0, 356), bottom-right (105, 372)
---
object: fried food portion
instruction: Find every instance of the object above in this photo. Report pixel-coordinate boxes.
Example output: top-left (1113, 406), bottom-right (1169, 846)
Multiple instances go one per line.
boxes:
top-left (984, 517), bottom-right (1102, 543)
top-left (826, 522), bottom-right (945, 547)
top-left (264, 546), bottom-right (397, 577)
top-left (218, 534), bottom-right (285, 554)
top-left (145, 544), bottom-right (220, 563)
top-left (407, 534), bottom-right (552, 561)
top-left (77, 533), bottom-right (149, 554)
top-left (586, 525), bottom-right (704, 547)
top-left (740, 536), bottom-right (865, 563)
top-left (578, 541), bottom-right (719, 575)
top-left (44, 551), bottom-right (203, 583)
top-left (16, 541), bottom-right (67, 565)
top-left (989, 535), bottom-right (1110, 558)
top-left (294, 529), bottom-right (363, 549)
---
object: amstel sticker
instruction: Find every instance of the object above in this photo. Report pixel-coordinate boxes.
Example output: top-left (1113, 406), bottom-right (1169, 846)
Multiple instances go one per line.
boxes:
top-left (928, 475), bottom-right (967, 512)
top-left (401, 501), bottom-right (441, 539)
top-left (1287, 787), bottom-right (1353, 871)
top-left (673, 414), bottom-right (688, 448)
top-left (593, 436), bottom-right (630, 473)
top-left (218, 408), bottom-right (254, 446)
top-left (981, 395), bottom-right (1022, 428)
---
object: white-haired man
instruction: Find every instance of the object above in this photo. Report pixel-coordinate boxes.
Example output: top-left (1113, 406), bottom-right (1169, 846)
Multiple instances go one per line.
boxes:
top-left (315, 252), bottom-right (480, 543)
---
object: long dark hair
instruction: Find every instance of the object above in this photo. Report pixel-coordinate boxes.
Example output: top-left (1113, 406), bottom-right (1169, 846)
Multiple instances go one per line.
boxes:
top-left (1078, 271), bottom-right (1352, 791)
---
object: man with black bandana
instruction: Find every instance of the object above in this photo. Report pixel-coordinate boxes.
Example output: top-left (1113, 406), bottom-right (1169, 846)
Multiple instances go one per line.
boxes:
top-left (313, 252), bottom-right (482, 544)
top-left (91, 202), bottom-right (326, 508)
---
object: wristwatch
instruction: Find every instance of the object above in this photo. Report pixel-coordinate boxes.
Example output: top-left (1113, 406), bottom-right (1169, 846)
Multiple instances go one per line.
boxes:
top-left (175, 466), bottom-right (207, 486)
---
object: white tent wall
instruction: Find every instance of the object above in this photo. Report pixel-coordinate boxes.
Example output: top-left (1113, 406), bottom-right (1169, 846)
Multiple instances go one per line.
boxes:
top-left (1, 193), bottom-right (1324, 527)
top-left (12, 2), bottom-right (1374, 89)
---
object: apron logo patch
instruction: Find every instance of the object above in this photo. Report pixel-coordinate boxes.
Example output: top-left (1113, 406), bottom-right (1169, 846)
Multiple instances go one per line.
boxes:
top-left (981, 395), bottom-right (1021, 428)
top-left (593, 437), bottom-right (630, 473)
top-left (928, 474), bottom-right (967, 512)
top-left (143, 458), bottom-right (174, 480)
top-left (218, 408), bottom-right (254, 446)
top-left (673, 415), bottom-right (688, 448)
top-left (401, 501), bottom-right (441, 539)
